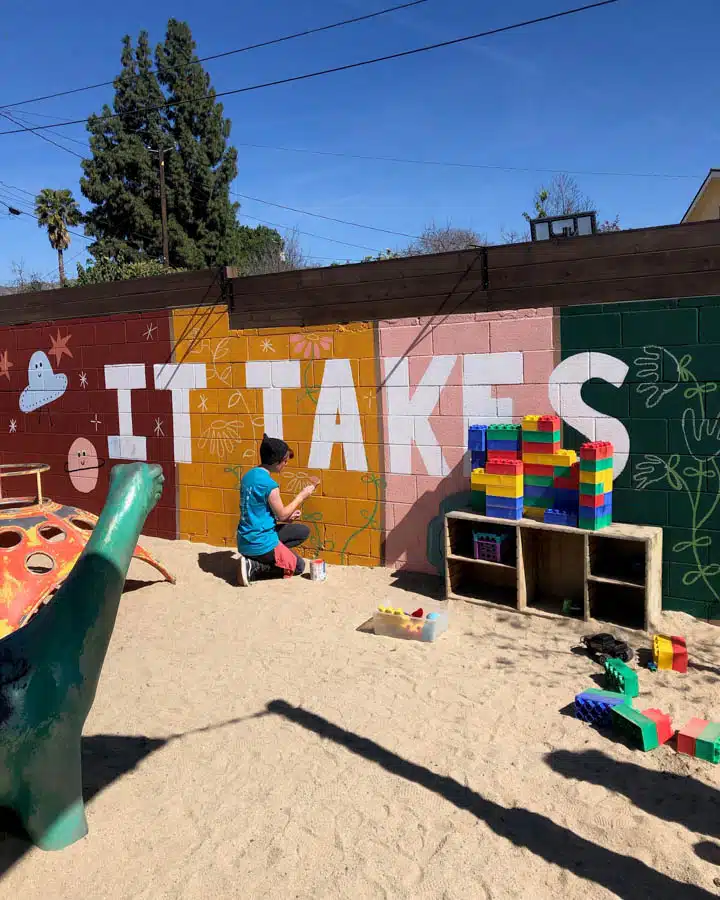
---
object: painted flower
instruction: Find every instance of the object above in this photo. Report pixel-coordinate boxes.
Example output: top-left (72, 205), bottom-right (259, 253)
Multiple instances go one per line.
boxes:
top-left (290, 333), bottom-right (332, 359)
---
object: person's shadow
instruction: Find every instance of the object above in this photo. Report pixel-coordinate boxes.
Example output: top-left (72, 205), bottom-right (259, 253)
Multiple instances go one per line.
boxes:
top-left (198, 550), bottom-right (238, 586)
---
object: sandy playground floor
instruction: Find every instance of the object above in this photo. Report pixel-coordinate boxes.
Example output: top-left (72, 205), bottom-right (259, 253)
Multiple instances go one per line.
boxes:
top-left (1, 537), bottom-right (719, 899)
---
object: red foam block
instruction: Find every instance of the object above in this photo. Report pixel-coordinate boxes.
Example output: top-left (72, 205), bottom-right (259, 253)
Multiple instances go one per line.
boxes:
top-left (671, 636), bottom-right (688, 673)
top-left (487, 449), bottom-right (520, 461)
top-left (677, 717), bottom-right (709, 756)
top-left (554, 477), bottom-right (578, 490)
top-left (486, 459), bottom-right (523, 475)
top-left (523, 441), bottom-right (555, 455)
top-left (641, 708), bottom-right (674, 745)
top-left (579, 441), bottom-right (614, 460)
top-left (579, 492), bottom-right (608, 509)
top-left (525, 463), bottom-right (554, 476)
top-left (537, 415), bottom-right (561, 432)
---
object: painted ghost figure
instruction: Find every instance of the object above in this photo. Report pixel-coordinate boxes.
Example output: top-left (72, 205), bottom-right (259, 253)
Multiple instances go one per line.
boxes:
top-left (19, 351), bottom-right (68, 413)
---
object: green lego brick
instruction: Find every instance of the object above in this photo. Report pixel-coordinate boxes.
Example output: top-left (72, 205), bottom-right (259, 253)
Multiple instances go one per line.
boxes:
top-left (525, 474), bottom-right (554, 487)
top-left (580, 482), bottom-right (611, 496)
top-left (695, 722), bottom-right (720, 764)
top-left (487, 425), bottom-right (522, 440)
top-left (580, 458), bottom-right (613, 472)
top-left (579, 515), bottom-right (612, 531)
top-left (522, 430), bottom-right (560, 443)
top-left (611, 705), bottom-right (659, 751)
top-left (523, 496), bottom-right (554, 509)
top-left (471, 491), bottom-right (486, 513)
top-left (604, 659), bottom-right (639, 698)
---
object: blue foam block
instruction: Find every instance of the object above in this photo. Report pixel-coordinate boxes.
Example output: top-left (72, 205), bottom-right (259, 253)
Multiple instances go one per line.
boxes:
top-left (471, 449), bottom-right (486, 470)
top-left (574, 691), bottom-right (628, 728)
top-left (485, 496), bottom-right (523, 510)
top-left (468, 425), bottom-right (487, 451)
top-left (487, 508), bottom-right (522, 520)
top-left (524, 484), bottom-right (554, 499)
top-left (554, 488), bottom-right (579, 511)
top-left (487, 438), bottom-right (520, 451)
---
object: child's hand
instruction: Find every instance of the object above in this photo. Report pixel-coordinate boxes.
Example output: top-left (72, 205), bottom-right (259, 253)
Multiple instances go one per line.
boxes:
top-left (289, 509), bottom-right (302, 521)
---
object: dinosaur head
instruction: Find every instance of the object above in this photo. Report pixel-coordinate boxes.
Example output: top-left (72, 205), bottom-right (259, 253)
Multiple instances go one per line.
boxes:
top-left (107, 463), bottom-right (165, 521)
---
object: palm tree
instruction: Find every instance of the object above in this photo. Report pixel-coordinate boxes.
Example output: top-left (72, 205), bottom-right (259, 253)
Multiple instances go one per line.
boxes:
top-left (34, 188), bottom-right (83, 285)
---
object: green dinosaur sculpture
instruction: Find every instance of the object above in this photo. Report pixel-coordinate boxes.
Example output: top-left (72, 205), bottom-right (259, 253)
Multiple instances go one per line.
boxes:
top-left (0, 462), bottom-right (165, 850)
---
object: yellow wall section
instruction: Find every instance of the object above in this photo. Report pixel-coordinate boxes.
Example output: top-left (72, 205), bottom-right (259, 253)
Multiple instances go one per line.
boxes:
top-left (171, 306), bottom-right (383, 566)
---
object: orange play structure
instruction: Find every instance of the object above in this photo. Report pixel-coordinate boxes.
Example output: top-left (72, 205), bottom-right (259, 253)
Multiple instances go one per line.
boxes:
top-left (0, 463), bottom-right (174, 638)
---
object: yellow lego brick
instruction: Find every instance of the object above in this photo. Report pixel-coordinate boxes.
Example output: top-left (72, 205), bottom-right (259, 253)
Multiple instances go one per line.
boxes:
top-left (653, 635), bottom-right (674, 670)
top-left (475, 473), bottom-right (523, 488)
top-left (524, 452), bottom-right (576, 467)
top-left (580, 469), bottom-right (613, 488)
top-left (486, 484), bottom-right (523, 499)
top-left (471, 468), bottom-right (486, 486)
top-left (523, 507), bottom-right (545, 521)
top-left (522, 415), bottom-right (540, 432)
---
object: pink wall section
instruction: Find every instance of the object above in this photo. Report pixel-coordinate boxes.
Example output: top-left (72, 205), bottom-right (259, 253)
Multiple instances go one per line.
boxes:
top-left (379, 310), bottom-right (556, 573)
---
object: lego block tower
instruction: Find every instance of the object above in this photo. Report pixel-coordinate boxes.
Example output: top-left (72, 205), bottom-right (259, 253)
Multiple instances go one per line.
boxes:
top-left (471, 459), bottom-right (523, 520)
top-left (468, 425), bottom-right (487, 513)
top-left (578, 442), bottom-right (613, 530)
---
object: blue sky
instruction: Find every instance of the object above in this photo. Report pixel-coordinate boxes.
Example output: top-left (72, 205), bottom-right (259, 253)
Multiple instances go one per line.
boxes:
top-left (0, 0), bottom-right (716, 283)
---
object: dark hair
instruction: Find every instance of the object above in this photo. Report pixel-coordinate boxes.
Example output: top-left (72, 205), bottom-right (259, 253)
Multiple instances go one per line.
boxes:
top-left (260, 433), bottom-right (294, 466)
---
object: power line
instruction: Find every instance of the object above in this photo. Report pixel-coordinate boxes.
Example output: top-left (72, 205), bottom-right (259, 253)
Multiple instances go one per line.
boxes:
top-left (234, 192), bottom-right (419, 238)
top-left (232, 141), bottom-right (702, 181)
top-left (240, 213), bottom-right (382, 252)
top-left (0, 2), bottom-right (619, 137)
top-left (0, 0), bottom-right (429, 110)
top-left (0, 109), bottom-right (85, 159)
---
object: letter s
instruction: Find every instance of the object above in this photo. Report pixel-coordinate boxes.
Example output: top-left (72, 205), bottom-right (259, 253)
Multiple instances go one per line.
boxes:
top-left (549, 352), bottom-right (629, 478)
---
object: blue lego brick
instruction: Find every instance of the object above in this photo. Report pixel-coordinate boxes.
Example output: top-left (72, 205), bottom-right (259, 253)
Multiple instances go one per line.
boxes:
top-left (575, 690), bottom-right (629, 728)
top-left (487, 508), bottom-right (522, 520)
top-left (544, 509), bottom-right (578, 527)
top-left (485, 496), bottom-right (524, 510)
top-left (553, 488), bottom-right (579, 511)
top-left (524, 484), bottom-right (554, 499)
top-left (468, 424), bottom-right (487, 452)
top-left (471, 449), bottom-right (486, 470)
top-left (487, 438), bottom-right (520, 451)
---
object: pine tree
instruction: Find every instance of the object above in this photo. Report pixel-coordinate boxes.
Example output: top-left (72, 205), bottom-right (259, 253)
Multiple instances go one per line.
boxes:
top-left (155, 19), bottom-right (241, 268)
top-left (81, 32), bottom-right (165, 262)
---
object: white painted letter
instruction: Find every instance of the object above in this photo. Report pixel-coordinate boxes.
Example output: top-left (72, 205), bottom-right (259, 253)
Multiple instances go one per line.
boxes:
top-left (383, 355), bottom-right (455, 475)
top-left (246, 360), bottom-right (300, 439)
top-left (462, 352), bottom-right (524, 473)
top-left (153, 363), bottom-right (207, 464)
top-left (105, 364), bottom-right (147, 460)
top-left (309, 359), bottom-right (367, 471)
top-left (549, 352), bottom-right (630, 477)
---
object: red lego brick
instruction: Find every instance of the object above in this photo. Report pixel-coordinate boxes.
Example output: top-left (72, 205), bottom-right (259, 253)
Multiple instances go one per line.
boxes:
top-left (522, 440), bottom-right (552, 455)
top-left (537, 415), bottom-right (561, 432)
top-left (641, 708), bottom-right (674, 745)
top-left (554, 477), bottom-right (577, 489)
top-left (579, 441), bottom-right (614, 460)
top-left (525, 463), bottom-right (554, 476)
top-left (580, 492), bottom-right (607, 508)
top-left (677, 717), bottom-right (709, 756)
top-left (671, 636), bottom-right (688, 673)
top-left (486, 459), bottom-right (523, 475)
top-left (487, 449), bottom-right (520, 462)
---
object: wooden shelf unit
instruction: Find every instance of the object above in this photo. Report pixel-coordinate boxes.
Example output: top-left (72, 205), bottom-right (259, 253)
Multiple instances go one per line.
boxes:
top-left (444, 510), bottom-right (662, 632)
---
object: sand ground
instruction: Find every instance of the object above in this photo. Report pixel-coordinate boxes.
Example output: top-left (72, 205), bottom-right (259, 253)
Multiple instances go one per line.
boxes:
top-left (1, 537), bottom-right (719, 899)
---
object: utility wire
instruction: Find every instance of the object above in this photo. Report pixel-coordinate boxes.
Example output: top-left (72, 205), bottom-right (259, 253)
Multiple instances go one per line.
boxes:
top-left (239, 212), bottom-right (382, 252)
top-left (0, 2), bottom-right (619, 136)
top-left (234, 192), bottom-right (419, 238)
top-left (0, 109), bottom-right (85, 159)
top-left (232, 141), bottom-right (701, 181)
top-left (0, 0), bottom-right (429, 110)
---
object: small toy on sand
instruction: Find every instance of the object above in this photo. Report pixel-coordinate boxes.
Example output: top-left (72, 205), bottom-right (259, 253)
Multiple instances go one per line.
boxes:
top-left (374, 606), bottom-right (448, 642)
top-left (652, 634), bottom-right (688, 673)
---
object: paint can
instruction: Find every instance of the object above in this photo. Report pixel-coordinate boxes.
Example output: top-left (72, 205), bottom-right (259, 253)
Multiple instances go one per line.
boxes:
top-left (310, 559), bottom-right (327, 582)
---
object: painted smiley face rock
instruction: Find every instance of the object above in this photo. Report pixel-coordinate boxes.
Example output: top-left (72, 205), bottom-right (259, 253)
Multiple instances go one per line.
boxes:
top-left (67, 437), bottom-right (102, 493)
top-left (19, 351), bottom-right (68, 413)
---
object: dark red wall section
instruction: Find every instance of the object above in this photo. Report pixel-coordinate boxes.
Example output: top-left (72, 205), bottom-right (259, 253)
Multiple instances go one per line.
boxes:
top-left (0, 311), bottom-right (177, 539)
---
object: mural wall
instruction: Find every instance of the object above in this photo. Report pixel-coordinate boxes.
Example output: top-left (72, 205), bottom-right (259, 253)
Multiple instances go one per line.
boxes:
top-left (2, 294), bottom-right (719, 619)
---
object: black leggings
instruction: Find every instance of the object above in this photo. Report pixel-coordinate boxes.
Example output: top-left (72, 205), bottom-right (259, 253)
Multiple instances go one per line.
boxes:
top-left (246, 523), bottom-right (310, 576)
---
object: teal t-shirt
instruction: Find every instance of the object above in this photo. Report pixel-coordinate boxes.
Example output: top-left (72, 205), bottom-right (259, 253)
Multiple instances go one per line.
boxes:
top-left (237, 467), bottom-right (279, 556)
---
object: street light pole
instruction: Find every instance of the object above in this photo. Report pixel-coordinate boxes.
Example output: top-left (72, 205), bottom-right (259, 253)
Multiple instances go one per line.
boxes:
top-left (158, 148), bottom-right (170, 266)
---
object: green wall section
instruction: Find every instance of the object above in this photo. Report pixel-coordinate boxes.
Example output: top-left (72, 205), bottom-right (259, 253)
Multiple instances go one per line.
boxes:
top-left (560, 296), bottom-right (720, 620)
